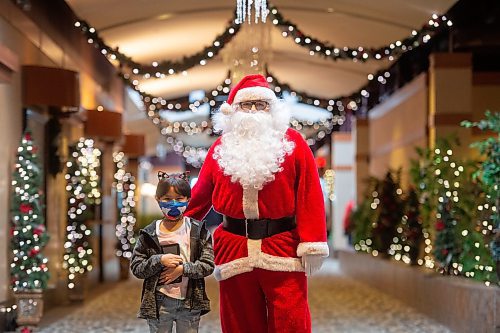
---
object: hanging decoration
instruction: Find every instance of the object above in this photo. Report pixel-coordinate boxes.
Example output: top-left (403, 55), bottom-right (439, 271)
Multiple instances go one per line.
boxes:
top-left (269, 6), bottom-right (452, 62)
top-left (223, 14), bottom-right (272, 82)
top-left (74, 17), bottom-right (240, 77)
top-left (236, 0), bottom-right (268, 24)
top-left (10, 131), bottom-right (50, 292)
top-left (74, 5), bottom-right (453, 77)
top-left (63, 138), bottom-right (101, 289)
top-left (113, 152), bottom-right (137, 259)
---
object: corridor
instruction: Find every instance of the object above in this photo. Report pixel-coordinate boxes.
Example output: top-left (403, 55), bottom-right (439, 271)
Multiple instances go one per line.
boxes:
top-left (38, 259), bottom-right (453, 333)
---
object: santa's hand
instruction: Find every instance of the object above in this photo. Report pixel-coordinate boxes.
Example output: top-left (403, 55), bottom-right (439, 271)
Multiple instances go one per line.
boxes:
top-left (302, 254), bottom-right (324, 276)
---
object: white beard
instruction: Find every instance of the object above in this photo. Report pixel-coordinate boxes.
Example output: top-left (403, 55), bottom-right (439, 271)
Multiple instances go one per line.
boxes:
top-left (212, 101), bottom-right (295, 190)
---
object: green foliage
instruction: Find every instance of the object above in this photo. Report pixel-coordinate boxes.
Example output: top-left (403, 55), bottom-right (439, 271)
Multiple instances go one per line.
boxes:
top-left (372, 171), bottom-right (404, 257)
top-left (10, 131), bottom-right (50, 291)
top-left (403, 188), bottom-right (423, 265)
top-left (461, 111), bottom-right (500, 262)
top-left (433, 196), bottom-right (460, 274)
top-left (351, 178), bottom-right (380, 250)
top-left (459, 226), bottom-right (497, 283)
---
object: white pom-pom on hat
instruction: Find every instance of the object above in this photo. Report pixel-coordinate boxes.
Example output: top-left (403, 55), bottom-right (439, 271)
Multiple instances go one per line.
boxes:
top-left (219, 102), bottom-right (234, 115)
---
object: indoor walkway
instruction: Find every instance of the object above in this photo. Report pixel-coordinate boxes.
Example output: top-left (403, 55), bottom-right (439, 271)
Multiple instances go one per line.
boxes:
top-left (38, 259), bottom-right (453, 333)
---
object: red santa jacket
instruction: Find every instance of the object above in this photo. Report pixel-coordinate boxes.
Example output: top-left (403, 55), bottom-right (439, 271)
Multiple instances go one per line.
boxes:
top-left (186, 128), bottom-right (329, 280)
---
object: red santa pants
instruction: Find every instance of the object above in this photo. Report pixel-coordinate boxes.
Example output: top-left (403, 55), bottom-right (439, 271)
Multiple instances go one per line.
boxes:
top-left (219, 268), bottom-right (311, 333)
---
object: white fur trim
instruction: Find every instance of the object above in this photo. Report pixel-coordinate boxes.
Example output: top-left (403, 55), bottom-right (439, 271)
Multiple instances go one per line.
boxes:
top-left (258, 253), bottom-right (304, 272)
top-left (247, 239), bottom-right (262, 258)
top-left (242, 187), bottom-right (259, 219)
top-left (233, 86), bottom-right (277, 104)
top-left (214, 238), bottom-right (304, 281)
top-left (296, 242), bottom-right (330, 257)
top-left (214, 257), bottom-right (253, 281)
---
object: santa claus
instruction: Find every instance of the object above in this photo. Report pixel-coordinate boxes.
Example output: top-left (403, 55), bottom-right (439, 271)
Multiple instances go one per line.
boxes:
top-left (185, 74), bottom-right (328, 333)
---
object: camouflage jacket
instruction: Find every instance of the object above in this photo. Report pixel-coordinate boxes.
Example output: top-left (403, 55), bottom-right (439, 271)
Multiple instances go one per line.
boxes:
top-left (130, 218), bottom-right (214, 319)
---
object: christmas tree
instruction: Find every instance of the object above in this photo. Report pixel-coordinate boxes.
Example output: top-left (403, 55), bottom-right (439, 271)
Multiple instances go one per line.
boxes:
top-left (62, 138), bottom-right (101, 289)
top-left (372, 171), bottom-right (404, 258)
top-left (403, 188), bottom-right (423, 265)
top-left (10, 131), bottom-right (50, 291)
top-left (462, 111), bottom-right (500, 280)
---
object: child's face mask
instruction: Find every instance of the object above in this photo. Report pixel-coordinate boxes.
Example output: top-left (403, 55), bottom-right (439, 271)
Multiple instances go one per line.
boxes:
top-left (158, 200), bottom-right (188, 219)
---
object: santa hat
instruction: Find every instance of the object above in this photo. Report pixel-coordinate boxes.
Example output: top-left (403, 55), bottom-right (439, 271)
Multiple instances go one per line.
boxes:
top-left (219, 74), bottom-right (277, 115)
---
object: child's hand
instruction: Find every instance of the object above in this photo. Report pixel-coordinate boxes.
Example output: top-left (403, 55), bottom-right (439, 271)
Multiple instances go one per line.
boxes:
top-left (160, 254), bottom-right (183, 268)
top-left (159, 265), bottom-right (184, 284)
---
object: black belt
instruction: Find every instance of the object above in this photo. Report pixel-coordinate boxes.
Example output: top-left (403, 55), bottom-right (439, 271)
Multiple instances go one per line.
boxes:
top-left (223, 216), bottom-right (296, 240)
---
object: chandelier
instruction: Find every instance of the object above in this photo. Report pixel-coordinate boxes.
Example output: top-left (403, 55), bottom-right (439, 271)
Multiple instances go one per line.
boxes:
top-left (222, 20), bottom-right (272, 83)
top-left (236, 0), bottom-right (268, 24)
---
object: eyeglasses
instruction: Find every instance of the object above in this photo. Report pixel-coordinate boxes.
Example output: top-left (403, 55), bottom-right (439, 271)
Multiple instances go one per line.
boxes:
top-left (237, 100), bottom-right (270, 111)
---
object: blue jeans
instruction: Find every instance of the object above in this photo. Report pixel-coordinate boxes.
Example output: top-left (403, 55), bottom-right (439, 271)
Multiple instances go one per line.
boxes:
top-left (148, 293), bottom-right (201, 333)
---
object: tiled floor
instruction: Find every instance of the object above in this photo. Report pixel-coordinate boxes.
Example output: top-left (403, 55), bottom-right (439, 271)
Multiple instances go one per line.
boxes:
top-left (37, 259), bottom-right (453, 333)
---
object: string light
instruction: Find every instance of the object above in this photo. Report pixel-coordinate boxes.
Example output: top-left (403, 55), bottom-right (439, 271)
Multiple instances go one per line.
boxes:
top-left (63, 138), bottom-right (101, 289)
top-left (324, 169), bottom-right (335, 201)
top-left (74, 5), bottom-right (452, 77)
top-left (113, 152), bottom-right (137, 259)
top-left (269, 5), bottom-right (452, 62)
top-left (74, 17), bottom-right (241, 77)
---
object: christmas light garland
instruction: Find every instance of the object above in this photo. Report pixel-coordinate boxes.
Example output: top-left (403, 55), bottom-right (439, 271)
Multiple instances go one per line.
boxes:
top-left (74, 17), bottom-right (240, 77)
top-left (113, 152), bottom-right (137, 259)
top-left (74, 5), bottom-right (453, 77)
top-left (269, 6), bottom-right (452, 62)
top-left (10, 131), bottom-right (50, 292)
top-left (63, 138), bottom-right (101, 289)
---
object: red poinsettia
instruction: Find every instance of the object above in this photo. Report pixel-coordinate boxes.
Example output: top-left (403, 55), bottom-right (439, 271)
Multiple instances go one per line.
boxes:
top-left (33, 224), bottom-right (45, 236)
top-left (19, 203), bottom-right (33, 214)
top-left (435, 219), bottom-right (445, 231)
top-left (20, 326), bottom-right (32, 333)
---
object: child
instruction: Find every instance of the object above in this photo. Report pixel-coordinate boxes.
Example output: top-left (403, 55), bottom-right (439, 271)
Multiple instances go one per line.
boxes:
top-left (131, 171), bottom-right (214, 333)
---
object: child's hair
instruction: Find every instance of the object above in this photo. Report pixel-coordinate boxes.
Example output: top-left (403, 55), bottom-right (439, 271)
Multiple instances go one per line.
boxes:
top-left (156, 171), bottom-right (191, 199)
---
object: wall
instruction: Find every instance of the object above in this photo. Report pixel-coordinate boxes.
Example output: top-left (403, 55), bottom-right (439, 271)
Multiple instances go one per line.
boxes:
top-left (0, 0), bottom-right (134, 305)
top-left (368, 74), bottom-right (428, 187)
top-left (331, 133), bottom-right (354, 250)
top-left (0, 12), bottom-right (57, 303)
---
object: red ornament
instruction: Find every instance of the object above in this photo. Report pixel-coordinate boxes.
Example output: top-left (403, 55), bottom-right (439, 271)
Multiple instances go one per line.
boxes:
top-left (20, 326), bottom-right (32, 333)
top-left (10, 227), bottom-right (15, 236)
top-left (435, 220), bottom-right (445, 231)
top-left (24, 133), bottom-right (32, 141)
top-left (40, 264), bottom-right (47, 270)
top-left (19, 203), bottom-right (33, 214)
top-left (32, 146), bottom-right (38, 154)
top-left (29, 248), bottom-right (39, 257)
top-left (441, 249), bottom-right (449, 256)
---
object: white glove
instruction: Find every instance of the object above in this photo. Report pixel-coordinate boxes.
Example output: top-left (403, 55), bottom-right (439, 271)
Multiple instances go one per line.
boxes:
top-left (302, 254), bottom-right (324, 276)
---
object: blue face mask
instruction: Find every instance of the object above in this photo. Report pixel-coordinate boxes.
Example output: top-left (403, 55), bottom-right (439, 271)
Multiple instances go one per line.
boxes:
top-left (158, 200), bottom-right (189, 219)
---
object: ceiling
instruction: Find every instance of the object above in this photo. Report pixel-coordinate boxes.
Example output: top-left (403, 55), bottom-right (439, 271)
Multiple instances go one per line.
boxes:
top-left (64, 0), bottom-right (457, 155)
top-left (66, 0), bottom-right (457, 99)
